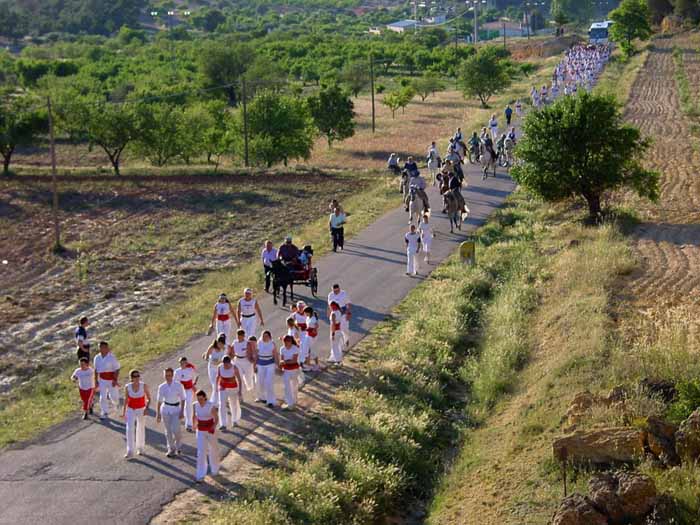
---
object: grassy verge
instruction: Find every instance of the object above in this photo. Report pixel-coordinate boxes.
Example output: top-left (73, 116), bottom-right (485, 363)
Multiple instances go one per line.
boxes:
top-left (672, 46), bottom-right (700, 119)
top-left (595, 44), bottom-right (650, 102)
top-left (204, 193), bottom-right (547, 525)
top-left (0, 172), bottom-right (397, 448)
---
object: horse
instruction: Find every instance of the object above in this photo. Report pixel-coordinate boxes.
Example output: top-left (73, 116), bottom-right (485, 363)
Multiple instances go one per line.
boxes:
top-left (444, 190), bottom-right (463, 233)
top-left (427, 155), bottom-right (441, 186)
top-left (479, 142), bottom-right (497, 180)
top-left (399, 170), bottom-right (409, 196)
top-left (407, 188), bottom-right (423, 225)
top-left (270, 259), bottom-right (294, 306)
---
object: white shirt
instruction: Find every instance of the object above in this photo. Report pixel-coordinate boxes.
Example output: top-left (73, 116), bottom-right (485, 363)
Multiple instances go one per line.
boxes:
top-left (232, 340), bottom-right (248, 358)
top-left (411, 176), bottom-right (426, 191)
top-left (261, 247), bottom-right (278, 267)
top-left (174, 365), bottom-right (197, 385)
top-left (239, 298), bottom-right (256, 316)
top-left (215, 302), bottom-right (231, 317)
top-left (306, 315), bottom-right (319, 336)
top-left (405, 232), bottom-right (421, 252)
top-left (420, 223), bottom-right (432, 240)
top-left (329, 213), bottom-right (346, 229)
top-left (71, 367), bottom-right (95, 390)
top-left (194, 401), bottom-right (216, 422)
top-left (257, 340), bottom-right (275, 358)
top-left (328, 289), bottom-right (350, 308)
top-left (94, 352), bottom-right (120, 374)
top-left (280, 345), bottom-right (299, 363)
top-left (489, 118), bottom-right (498, 129)
top-left (157, 381), bottom-right (186, 405)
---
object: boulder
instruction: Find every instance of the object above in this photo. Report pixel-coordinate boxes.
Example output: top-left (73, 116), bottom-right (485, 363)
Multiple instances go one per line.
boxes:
top-left (638, 377), bottom-right (677, 404)
top-left (565, 391), bottom-right (601, 427)
top-left (551, 494), bottom-right (607, 525)
top-left (588, 471), bottom-right (658, 524)
top-left (675, 408), bottom-right (700, 463)
top-left (553, 427), bottom-right (645, 465)
top-left (644, 417), bottom-right (680, 467)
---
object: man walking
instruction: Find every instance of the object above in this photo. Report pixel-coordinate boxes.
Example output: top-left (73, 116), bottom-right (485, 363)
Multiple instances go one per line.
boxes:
top-left (75, 316), bottom-right (90, 362)
top-left (405, 224), bottom-right (422, 276)
top-left (93, 341), bottom-right (120, 420)
top-left (505, 104), bottom-right (513, 127)
top-left (329, 206), bottom-right (346, 252)
top-left (156, 368), bottom-right (186, 457)
top-left (260, 240), bottom-right (278, 293)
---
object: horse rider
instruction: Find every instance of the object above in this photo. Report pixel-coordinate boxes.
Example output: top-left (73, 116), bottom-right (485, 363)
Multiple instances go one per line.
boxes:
top-left (482, 133), bottom-right (497, 163)
top-left (468, 132), bottom-right (480, 161)
top-left (444, 147), bottom-right (463, 181)
top-left (454, 127), bottom-right (463, 143)
top-left (496, 133), bottom-right (507, 158)
top-left (403, 156), bottom-right (419, 177)
top-left (507, 127), bottom-right (517, 144)
top-left (408, 170), bottom-right (430, 212)
top-left (278, 235), bottom-right (300, 264)
top-left (447, 169), bottom-right (467, 215)
top-left (387, 153), bottom-right (400, 175)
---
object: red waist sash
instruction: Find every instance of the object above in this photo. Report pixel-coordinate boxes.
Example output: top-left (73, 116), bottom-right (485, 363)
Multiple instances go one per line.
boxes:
top-left (297, 323), bottom-right (307, 331)
top-left (181, 379), bottom-right (194, 390)
top-left (332, 323), bottom-right (341, 331)
top-left (282, 362), bottom-right (300, 371)
top-left (307, 327), bottom-right (318, 337)
top-left (217, 314), bottom-right (230, 321)
top-left (99, 371), bottom-right (116, 381)
top-left (218, 375), bottom-right (238, 389)
top-left (197, 418), bottom-right (215, 433)
top-left (127, 395), bottom-right (146, 409)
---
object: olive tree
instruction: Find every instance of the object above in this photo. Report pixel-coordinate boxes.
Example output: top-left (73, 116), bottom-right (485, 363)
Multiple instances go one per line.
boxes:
top-left (0, 93), bottom-right (47, 175)
top-left (307, 84), bottom-right (355, 148)
top-left (458, 46), bottom-right (512, 108)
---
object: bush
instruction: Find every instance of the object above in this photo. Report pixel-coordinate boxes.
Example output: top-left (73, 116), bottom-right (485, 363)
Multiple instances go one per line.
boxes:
top-left (668, 380), bottom-right (700, 424)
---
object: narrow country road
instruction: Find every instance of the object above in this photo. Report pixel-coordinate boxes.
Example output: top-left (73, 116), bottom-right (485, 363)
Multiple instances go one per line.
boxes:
top-left (0, 161), bottom-right (516, 524)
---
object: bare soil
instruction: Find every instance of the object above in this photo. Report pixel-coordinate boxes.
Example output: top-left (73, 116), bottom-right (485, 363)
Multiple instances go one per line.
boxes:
top-left (0, 170), bottom-right (368, 393)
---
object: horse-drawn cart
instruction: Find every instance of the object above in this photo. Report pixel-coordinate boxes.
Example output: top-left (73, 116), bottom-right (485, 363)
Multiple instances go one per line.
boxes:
top-left (270, 245), bottom-right (319, 306)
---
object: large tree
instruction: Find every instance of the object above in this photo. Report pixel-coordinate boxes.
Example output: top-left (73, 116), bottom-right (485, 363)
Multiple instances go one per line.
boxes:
top-left (0, 93), bottom-right (47, 175)
top-left (236, 90), bottom-right (315, 167)
top-left (199, 41), bottom-right (253, 106)
top-left (307, 84), bottom-right (355, 148)
top-left (411, 72), bottom-right (446, 102)
top-left (458, 46), bottom-right (512, 108)
top-left (609, 0), bottom-right (653, 57)
top-left (511, 92), bottom-right (659, 220)
top-left (338, 61), bottom-right (370, 98)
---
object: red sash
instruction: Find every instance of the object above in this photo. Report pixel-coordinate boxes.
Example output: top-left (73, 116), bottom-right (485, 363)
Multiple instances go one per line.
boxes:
top-left (218, 372), bottom-right (238, 389)
top-left (217, 314), bottom-right (230, 321)
top-left (197, 418), bottom-right (215, 434)
top-left (127, 395), bottom-right (146, 409)
top-left (181, 379), bottom-right (194, 390)
top-left (307, 327), bottom-right (318, 337)
top-left (297, 323), bottom-right (307, 331)
top-left (282, 362), bottom-right (300, 371)
top-left (99, 371), bottom-right (116, 381)
top-left (332, 323), bottom-right (341, 331)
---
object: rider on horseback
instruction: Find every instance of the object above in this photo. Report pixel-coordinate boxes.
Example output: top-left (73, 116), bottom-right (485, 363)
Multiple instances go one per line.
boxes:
top-left (407, 171), bottom-right (429, 212)
top-left (387, 153), bottom-right (400, 174)
top-left (403, 156), bottom-right (419, 178)
top-left (483, 134), bottom-right (497, 161)
top-left (447, 170), bottom-right (468, 215)
top-left (468, 132), bottom-right (480, 160)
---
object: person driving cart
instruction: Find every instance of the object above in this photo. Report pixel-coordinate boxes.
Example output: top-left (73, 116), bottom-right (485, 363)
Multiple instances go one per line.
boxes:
top-left (278, 235), bottom-right (300, 264)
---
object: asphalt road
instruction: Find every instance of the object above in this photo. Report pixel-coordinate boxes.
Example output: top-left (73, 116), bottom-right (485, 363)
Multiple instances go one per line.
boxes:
top-left (0, 162), bottom-right (516, 525)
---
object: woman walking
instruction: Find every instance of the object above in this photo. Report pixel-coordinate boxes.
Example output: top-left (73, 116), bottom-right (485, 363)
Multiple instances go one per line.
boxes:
top-left (122, 369), bottom-right (151, 459)
top-left (193, 390), bottom-right (219, 483)
top-left (328, 301), bottom-right (344, 366)
top-left (70, 357), bottom-right (95, 420)
top-left (202, 334), bottom-right (227, 405)
top-left (279, 335), bottom-right (300, 410)
top-left (209, 294), bottom-right (232, 344)
top-left (255, 330), bottom-right (279, 408)
top-left (420, 214), bottom-right (433, 264)
top-left (489, 114), bottom-right (499, 141)
top-left (303, 306), bottom-right (320, 372)
top-left (231, 329), bottom-right (255, 394)
top-left (217, 356), bottom-right (242, 430)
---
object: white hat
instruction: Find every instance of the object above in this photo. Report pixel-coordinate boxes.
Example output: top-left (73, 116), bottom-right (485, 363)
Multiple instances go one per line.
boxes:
top-left (244, 288), bottom-right (253, 294)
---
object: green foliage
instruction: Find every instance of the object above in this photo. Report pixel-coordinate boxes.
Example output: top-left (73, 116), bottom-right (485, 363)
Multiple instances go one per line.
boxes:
top-left (609, 0), bottom-right (653, 58)
top-left (135, 103), bottom-right (187, 167)
top-left (411, 72), bottom-right (445, 102)
top-left (549, 0), bottom-right (593, 23)
top-left (458, 46), bottom-right (512, 108)
top-left (674, 0), bottom-right (700, 22)
top-left (307, 84), bottom-right (355, 148)
top-left (0, 93), bottom-right (47, 175)
top-left (382, 91), bottom-right (402, 119)
top-left (235, 90), bottom-right (315, 167)
top-left (511, 92), bottom-right (659, 219)
top-left (199, 41), bottom-right (253, 106)
top-left (552, 7), bottom-right (570, 27)
top-left (668, 380), bottom-right (700, 424)
top-left (338, 60), bottom-right (370, 98)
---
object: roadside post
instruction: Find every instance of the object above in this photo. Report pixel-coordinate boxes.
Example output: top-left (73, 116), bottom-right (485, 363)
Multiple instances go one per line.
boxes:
top-left (460, 239), bottom-right (476, 265)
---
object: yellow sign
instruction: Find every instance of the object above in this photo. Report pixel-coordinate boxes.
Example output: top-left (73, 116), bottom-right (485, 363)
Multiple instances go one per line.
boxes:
top-left (460, 241), bottom-right (475, 265)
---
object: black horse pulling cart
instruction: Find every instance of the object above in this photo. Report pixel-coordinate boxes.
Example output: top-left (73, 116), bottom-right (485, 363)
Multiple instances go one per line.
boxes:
top-left (270, 245), bottom-right (319, 306)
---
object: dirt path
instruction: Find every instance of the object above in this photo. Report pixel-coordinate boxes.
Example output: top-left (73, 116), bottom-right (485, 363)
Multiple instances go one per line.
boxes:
top-left (622, 35), bottom-right (700, 315)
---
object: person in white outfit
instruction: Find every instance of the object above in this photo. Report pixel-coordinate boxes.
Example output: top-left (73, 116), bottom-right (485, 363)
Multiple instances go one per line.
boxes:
top-left (255, 330), bottom-right (279, 408)
top-left (328, 302), bottom-right (344, 366)
top-left (489, 114), bottom-right (499, 140)
top-left (217, 356), bottom-right (242, 430)
top-left (303, 306), bottom-right (320, 371)
top-left (427, 141), bottom-right (440, 185)
top-left (327, 284), bottom-right (351, 348)
top-left (121, 369), bottom-right (150, 459)
top-left (279, 335), bottom-right (300, 410)
top-left (236, 288), bottom-right (264, 338)
top-left (93, 341), bottom-right (120, 420)
top-left (156, 368), bottom-right (186, 457)
top-left (405, 224), bottom-right (422, 276)
top-left (71, 357), bottom-right (95, 420)
top-left (174, 357), bottom-right (198, 432)
top-left (292, 301), bottom-right (310, 369)
top-left (209, 294), bottom-right (233, 344)
top-left (419, 214), bottom-right (433, 263)
top-left (193, 390), bottom-right (219, 482)
top-left (231, 329), bottom-right (255, 393)
top-left (202, 334), bottom-right (227, 405)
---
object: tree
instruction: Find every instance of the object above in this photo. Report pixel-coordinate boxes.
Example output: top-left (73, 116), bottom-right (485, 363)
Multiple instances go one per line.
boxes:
top-left (458, 46), bottom-right (512, 108)
top-left (0, 94), bottom-right (47, 175)
top-left (647, 0), bottom-right (673, 24)
top-left (338, 61), bottom-right (370, 98)
top-left (235, 90), bottom-right (315, 167)
top-left (134, 103), bottom-right (184, 167)
top-left (673, 0), bottom-right (700, 22)
top-left (511, 92), bottom-right (659, 221)
top-left (55, 94), bottom-right (141, 176)
top-left (609, 0), bottom-right (653, 57)
top-left (199, 42), bottom-right (253, 106)
top-left (397, 86), bottom-right (415, 114)
top-left (382, 91), bottom-right (402, 119)
top-left (411, 72), bottom-right (446, 102)
top-left (550, 0), bottom-right (593, 23)
top-left (307, 84), bottom-right (355, 148)
top-left (552, 8), bottom-right (570, 30)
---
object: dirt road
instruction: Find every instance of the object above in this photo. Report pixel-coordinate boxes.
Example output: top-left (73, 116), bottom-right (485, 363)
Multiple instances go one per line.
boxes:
top-left (0, 162), bottom-right (516, 524)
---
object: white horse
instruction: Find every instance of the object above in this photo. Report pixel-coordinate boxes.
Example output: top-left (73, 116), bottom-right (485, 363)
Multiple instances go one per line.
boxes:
top-left (407, 188), bottom-right (423, 225)
top-left (479, 142), bottom-right (497, 179)
top-left (427, 155), bottom-right (440, 186)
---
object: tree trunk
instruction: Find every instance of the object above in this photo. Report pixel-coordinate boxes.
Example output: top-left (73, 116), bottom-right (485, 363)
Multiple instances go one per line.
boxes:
top-left (2, 148), bottom-right (12, 175)
top-left (585, 193), bottom-right (602, 222)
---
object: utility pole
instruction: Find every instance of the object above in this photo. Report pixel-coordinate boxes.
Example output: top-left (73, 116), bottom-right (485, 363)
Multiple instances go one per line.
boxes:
top-left (241, 78), bottom-right (249, 167)
top-left (369, 53), bottom-right (375, 134)
top-left (503, 20), bottom-right (507, 49)
top-left (46, 96), bottom-right (62, 253)
top-left (525, 4), bottom-right (531, 41)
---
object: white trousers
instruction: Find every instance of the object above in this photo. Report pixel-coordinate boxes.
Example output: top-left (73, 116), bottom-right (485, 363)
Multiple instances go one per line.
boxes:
top-left (125, 407), bottom-right (145, 455)
top-left (423, 238), bottom-right (432, 255)
top-left (283, 369), bottom-right (299, 407)
top-left (407, 249), bottom-right (419, 275)
top-left (240, 316), bottom-right (257, 339)
top-left (207, 364), bottom-right (219, 405)
top-left (256, 363), bottom-right (277, 405)
top-left (196, 431), bottom-right (219, 480)
top-left (340, 313), bottom-right (350, 346)
top-left (490, 126), bottom-right (498, 140)
top-left (98, 378), bottom-right (119, 417)
top-left (234, 357), bottom-right (255, 392)
top-left (183, 388), bottom-right (194, 428)
top-left (218, 387), bottom-right (241, 429)
top-left (302, 335), bottom-right (317, 360)
top-left (216, 319), bottom-right (231, 343)
top-left (330, 331), bottom-right (344, 363)
top-left (161, 406), bottom-right (182, 453)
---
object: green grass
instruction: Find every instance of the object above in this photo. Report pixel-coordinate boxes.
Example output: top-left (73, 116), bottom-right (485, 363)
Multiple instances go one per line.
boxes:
top-left (595, 44), bottom-right (650, 102)
top-left (0, 172), bottom-right (397, 448)
top-left (673, 46), bottom-right (700, 121)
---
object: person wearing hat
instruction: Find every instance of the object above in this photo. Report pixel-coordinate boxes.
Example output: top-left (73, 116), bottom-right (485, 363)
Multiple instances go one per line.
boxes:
top-left (208, 294), bottom-right (232, 344)
top-left (236, 288), bottom-right (264, 339)
top-left (278, 235), bottom-right (300, 264)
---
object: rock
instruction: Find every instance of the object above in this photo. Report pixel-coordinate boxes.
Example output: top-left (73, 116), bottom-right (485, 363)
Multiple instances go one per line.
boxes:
top-left (553, 427), bottom-right (645, 465)
top-left (588, 471), bottom-right (657, 524)
top-left (551, 494), bottom-right (607, 525)
top-left (565, 391), bottom-right (600, 427)
top-left (644, 417), bottom-right (680, 467)
top-left (676, 409), bottom-right (700, 463)
top-left (638, 377), bottom-right (677, 404)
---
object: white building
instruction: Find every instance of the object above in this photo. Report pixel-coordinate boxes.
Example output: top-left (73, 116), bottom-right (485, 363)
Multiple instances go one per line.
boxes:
top-left (386, 20), bottom-right (418, 33)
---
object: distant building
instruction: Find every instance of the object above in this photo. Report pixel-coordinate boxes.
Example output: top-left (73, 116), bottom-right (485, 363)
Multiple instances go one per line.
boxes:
top-left (368, 27), bottom-right (382, 35)
top-left (424, 14), bottom-right (447, 25)
top-left (386, 19), bottom-right (418, 33)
